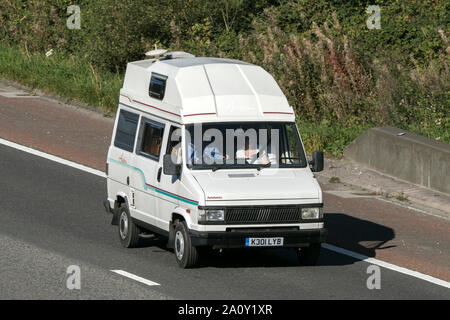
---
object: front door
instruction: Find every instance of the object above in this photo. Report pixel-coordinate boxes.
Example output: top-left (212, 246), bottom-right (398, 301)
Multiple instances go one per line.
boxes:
top-left (156, 125), bottom-right (182, 230)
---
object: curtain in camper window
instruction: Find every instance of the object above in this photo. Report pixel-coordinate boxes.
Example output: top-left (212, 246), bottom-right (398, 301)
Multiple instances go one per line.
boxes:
top-left (139, 120), bottom-right (165, 160)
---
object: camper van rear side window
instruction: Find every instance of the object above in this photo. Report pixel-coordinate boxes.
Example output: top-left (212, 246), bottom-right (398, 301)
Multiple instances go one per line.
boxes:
top-left (149, 73), bottom-right (167, 100)
top-left (114, 109), bottom-right (139, 152)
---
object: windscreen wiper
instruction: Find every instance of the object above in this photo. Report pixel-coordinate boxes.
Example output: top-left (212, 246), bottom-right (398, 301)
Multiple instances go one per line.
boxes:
top-left (256, 162), bottom-right (272, 171)
top-left (211, 164), bottom-right (228, 172)
top-left (211, 162), bottom-right (272, 172)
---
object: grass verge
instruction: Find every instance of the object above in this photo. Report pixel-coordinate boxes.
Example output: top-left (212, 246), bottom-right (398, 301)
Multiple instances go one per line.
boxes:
top-left (0, 45), bottom-right (122, 114)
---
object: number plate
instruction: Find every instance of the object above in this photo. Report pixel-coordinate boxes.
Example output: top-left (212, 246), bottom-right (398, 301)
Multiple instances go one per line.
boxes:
top-left (245, 237), bottom-right (284, 247)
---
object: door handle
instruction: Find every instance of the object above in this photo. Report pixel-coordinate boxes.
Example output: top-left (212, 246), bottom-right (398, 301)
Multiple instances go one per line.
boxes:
top-left (157, 167), bottom-right (162, 183)
top-left (127, 176), bottom-right (130, 185)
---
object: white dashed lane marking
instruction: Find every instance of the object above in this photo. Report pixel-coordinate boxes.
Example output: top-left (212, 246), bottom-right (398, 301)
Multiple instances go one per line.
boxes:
top-left (111, 270), bottom-right (160, 286)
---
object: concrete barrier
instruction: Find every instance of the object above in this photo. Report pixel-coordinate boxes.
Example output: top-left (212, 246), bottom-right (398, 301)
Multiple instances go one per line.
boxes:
top-left (343, 126), bottom-right (450, 194)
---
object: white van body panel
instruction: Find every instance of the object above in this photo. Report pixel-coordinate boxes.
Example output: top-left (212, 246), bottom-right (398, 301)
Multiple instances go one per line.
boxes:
top-left (190, 169), bottom-right (320, 202)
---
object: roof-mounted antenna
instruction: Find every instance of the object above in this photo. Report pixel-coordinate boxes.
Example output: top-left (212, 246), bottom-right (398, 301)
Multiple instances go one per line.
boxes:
top-left (145, 45), bottom-right (167, 61)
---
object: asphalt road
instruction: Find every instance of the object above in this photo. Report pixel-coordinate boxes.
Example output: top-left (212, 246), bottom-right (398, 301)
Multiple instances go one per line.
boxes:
top-left (0, 144), bottom-right (448, 299)
top-left (1, 83), bottom-right (449, 281)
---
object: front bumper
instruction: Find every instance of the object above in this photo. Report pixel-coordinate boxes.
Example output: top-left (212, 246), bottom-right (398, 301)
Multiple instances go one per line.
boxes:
top-left (189, 228), bottom-right (327, 249)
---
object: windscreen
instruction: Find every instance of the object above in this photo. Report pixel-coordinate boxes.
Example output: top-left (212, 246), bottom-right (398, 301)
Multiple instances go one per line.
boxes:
top-left (183, 122), bottom-right (307, 170)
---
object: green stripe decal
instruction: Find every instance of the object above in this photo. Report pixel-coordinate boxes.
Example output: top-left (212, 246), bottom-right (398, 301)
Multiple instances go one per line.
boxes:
top-left (108, 158), bottom-right (198, 206)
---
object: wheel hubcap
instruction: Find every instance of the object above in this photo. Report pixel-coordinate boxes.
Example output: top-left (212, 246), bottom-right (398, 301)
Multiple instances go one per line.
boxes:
top-left (175, 231), bottom-right (184, 260)
top-left (119, 212), bottom-right (128, 240)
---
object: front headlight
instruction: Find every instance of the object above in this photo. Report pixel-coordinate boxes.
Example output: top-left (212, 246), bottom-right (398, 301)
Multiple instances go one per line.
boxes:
top-left (301, 207), bottom-right (322, 220)
top-left (198, 209), bottom-right (225, 222)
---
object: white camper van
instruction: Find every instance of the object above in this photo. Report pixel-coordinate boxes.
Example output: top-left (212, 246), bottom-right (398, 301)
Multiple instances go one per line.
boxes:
top-left (104, 52), bottom-right (326, 268)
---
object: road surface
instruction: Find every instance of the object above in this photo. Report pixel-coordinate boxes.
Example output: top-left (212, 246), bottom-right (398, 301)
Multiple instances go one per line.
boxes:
top-left (1, 143), bottom-right (449, 299)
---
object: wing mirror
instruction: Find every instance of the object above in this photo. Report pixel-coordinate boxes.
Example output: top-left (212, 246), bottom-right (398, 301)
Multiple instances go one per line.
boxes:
top-left (309, 150), bottom-right (324, 172)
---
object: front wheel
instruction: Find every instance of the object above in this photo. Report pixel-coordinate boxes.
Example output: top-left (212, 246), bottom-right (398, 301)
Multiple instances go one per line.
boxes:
top-left (173, 220), bottom-right (199, 268)
top-left (297, 243), bottom-right (321, 266)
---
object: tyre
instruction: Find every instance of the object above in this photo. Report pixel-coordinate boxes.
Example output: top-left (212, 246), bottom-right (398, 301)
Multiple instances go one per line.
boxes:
top-left (117, 203), bottom-right (140, 248)
top-left (297, 243), bottom-right (321, 266)
top-left (173, 220), bottom-right (199, 268)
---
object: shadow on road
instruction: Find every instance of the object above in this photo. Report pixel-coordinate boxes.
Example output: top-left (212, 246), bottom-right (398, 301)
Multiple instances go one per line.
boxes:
top-left (324, 212), bottom-right (396, 258)
top-left (132, 212), bottom-right (396, 268)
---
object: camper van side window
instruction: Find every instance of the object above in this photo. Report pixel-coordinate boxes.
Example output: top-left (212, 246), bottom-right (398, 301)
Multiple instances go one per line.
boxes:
top-left (149, 73), bottom-right (167, 100)
top-left (114, 109), bottom-right (139, 152)
top-left (138, 119), bottom-right (165, 160)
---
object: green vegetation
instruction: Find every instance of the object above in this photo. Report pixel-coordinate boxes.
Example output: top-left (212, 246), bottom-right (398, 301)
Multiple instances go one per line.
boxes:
top-left (0, 45), bottom-right (121, 114)
top-left (392, 192), bottom-right (409, 203)
top-left (379, 190), bottom-right (410, 203)
top-left (1, 0), bottom-right (449, 156)
top-left (329, 177), bottom-right (341, 184)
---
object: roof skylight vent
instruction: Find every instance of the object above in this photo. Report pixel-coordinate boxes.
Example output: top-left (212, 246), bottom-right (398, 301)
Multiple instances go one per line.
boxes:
top-left (163, 51), bottom-right (195, 60)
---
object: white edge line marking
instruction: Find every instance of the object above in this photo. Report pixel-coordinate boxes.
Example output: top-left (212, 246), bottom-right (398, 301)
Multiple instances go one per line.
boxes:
top-left (323, 243), bottom-right (450, 289)
top-left (0, 138), bottom-right (106, 178)
top-left (0, 137), bottom-right (448, 289)
top-left (111, 270), bottom-right (160, 286)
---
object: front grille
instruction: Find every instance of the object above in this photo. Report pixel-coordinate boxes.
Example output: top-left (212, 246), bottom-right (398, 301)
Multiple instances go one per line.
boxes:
top-left (225, 206), bottom-right (302, 224)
